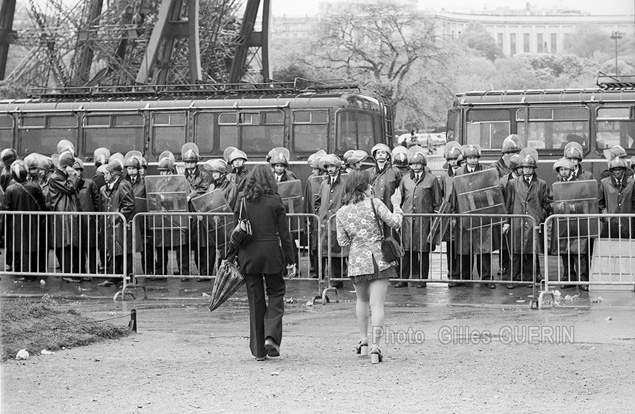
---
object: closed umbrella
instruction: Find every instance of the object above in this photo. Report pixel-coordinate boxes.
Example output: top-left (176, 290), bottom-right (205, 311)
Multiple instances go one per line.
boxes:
top-left (208, 260), bottom-right (245, 312)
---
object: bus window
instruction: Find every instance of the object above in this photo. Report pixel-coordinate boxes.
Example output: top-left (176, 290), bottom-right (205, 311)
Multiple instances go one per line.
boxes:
top-left (596, 108), bottom-right (635, 151)
top-left (373, 114), bottom-right (383, 145)
top-left (446, 109), bottom-right (459, 142)
top-left (84, 114), bottom-right (143, 157)
top-left (242, 111), bottom-right (283, 153)
top-left (20, 115), bottom-right (78, 156)
top-left (337, 110), bottom-right (357, 152)
top-left (152, 112), bottom-right (186, 156)
top-left (517, 107), bottom-right (588, 153)
top-left (0, 115), bottom-right (13, 149)
top-left (357, 112), bottom-right (374, 152)
top-left (219, 112), bottom-right (238, 151)
top-left (292, 110), bottom-right (328, 153)
top-left (465, 109), bottom-right (510, 150)
top-left (194, 113), bottom-right (215, 154)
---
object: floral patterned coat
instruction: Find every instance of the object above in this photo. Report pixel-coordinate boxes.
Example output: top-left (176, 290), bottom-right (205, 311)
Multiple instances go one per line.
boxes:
top-left (336, 198), bottom-right (403, 277)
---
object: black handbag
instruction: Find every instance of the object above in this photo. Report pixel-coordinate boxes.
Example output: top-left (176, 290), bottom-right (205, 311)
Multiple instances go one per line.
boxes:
top-left (370, 198), bottom-right (405, 263)
top-left (230, 197), bottom-right (252, 247)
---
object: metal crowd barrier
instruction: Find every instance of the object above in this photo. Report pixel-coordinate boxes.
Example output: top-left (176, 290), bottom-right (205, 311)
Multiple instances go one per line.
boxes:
top-left (129, 212), bottom-right (324, 302)
top-left (326, 211), bottom-right (539, 294)
top-left (539, 213), bottom-right (635, 309)
top-left (0, 210), bottom-right (128, 282)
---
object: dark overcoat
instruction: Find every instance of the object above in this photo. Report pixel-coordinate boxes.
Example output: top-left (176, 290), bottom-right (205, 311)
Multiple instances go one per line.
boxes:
top-left (235, 193), bottom-right (294, 275)
top-left (47, 168), bottom-right (82, 249)
top-left (77, 177), bottom-right (100, 248)
top-left (505, 174), bottom-right (552, 254)
top-left (315, 173), bottom-right (347, 257)
top-left (100, 177), bottom-right (135, 256)
top-left (368, 164), bottom-right (401, 212)
top-left (2, 181), bottom-right (47, 252)
top-left (598, 175), bottom-right (635, 238)
top-left (399, 171), bottom-right (442, 252)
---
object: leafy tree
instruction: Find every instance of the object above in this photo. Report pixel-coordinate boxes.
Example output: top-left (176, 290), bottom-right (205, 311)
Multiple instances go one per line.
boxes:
top-left (458, 23), bottom-right (503, 62)
top-left (564, 24), bottom-right (613, 60)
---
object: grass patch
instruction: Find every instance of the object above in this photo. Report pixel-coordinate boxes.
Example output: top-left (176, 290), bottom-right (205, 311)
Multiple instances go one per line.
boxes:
top-left (1, 297), bottom-right (131, 361)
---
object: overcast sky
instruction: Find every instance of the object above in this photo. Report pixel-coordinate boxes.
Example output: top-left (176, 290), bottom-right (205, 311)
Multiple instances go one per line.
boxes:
top-left (271, 0), bottom-right (634, 17)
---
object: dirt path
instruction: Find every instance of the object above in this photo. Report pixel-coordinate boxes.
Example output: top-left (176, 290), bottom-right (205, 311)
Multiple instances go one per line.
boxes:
top-left (2, 290), bottom-right (635, 413)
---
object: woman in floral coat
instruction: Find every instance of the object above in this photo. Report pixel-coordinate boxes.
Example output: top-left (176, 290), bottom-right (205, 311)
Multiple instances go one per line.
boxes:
top-left (336, 171), bottom-right (403, 364)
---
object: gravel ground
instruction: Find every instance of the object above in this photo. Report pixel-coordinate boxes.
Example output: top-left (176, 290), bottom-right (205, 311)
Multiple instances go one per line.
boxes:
top-left (2, 285), bottom-right (635, 413)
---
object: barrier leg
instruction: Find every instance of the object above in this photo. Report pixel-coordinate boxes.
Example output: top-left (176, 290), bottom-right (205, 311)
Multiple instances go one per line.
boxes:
top-left (128, 309), bottom-right (138, 333)
top-left (537, 290), bottom-right (555, 309)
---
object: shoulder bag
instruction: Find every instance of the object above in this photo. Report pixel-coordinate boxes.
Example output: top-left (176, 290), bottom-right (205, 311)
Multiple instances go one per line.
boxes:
top-left (230, 197), bottom-right (252, 247)
top-left (370, 198), bottom-right (404, 263)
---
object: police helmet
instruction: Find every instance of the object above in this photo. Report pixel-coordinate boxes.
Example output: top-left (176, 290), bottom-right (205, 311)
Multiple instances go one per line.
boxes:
top-left (553, 157), bottom-right (574, 172)
top-left (181, 143), bottom-right (200, 162)
top-left (227, 149), bottom-right (248, 164)
top-left (501, 134), bottom-right (521, 154)
top-left (58, 151), bottom-right (75, 169)
top-left (57, 139), bottom-right (75, 156)
top-left (10, 160), bottom-right (28, 182)
top-left (318, 154), bottom-right (342, 170)
top-left (608, 158), bottom-right (627, 171)
top-left (204, 159), bottom-right (228, 174)
top-left (463, 145), bottom-right (481, 158)
top-left (371, 143), bottom-right (391, 160)
top-left (409, 151), bottom-right (427, 166)
top-left (1, 148), bottom-right (17, 168)
top-left (519, 154), bottom-right (537, 169)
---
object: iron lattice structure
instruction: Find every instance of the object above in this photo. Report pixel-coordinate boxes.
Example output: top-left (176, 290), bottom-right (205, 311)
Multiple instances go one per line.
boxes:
top-left (1, 0), bottom-right (243, 90)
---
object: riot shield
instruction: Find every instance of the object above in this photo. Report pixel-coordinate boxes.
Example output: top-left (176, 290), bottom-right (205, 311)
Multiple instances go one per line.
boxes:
top-left (278, 179), bottom-right (302, 233)
top-left (191, 189), bottom-right (233, 250)
top-left (278, 179), bottom-right (302, 213)
top-left (453, 169), bottom-right (506, 229)
top-left (552, 180), bottom-right (599, 238)
top-left (144, 175), bottom-right (189, 247)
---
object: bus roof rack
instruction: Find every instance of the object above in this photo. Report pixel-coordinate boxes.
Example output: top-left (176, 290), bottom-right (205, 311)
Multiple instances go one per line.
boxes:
top-left (596, 72), bottom-right (635, 90)
top-left (27, 79), bottom-right (361, 100)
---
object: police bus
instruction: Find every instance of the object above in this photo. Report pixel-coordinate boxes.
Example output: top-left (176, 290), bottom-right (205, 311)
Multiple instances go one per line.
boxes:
top-left (0, 81), bottom-right (392, 181)
top-left (445, 75), bottom-right (635, 183)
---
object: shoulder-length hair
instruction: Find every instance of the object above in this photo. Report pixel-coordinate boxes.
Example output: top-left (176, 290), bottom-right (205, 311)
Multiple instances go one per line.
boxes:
top-left (342, 170), bottom-right (371, 205)
top-left (242, 164), bottom-right (278, 201)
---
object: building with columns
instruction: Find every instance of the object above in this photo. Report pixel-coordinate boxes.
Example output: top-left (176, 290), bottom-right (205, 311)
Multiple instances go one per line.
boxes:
top-left (429, 8), bottom-right (634, 56)
top-left (271, 3), bottom-right (635, 57)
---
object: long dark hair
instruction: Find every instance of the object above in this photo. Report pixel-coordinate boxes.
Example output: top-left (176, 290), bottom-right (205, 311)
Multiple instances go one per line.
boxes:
top-left (242, 164), bottom-right (278, 201)
top-left (342, 170), bottom-right (371, 205)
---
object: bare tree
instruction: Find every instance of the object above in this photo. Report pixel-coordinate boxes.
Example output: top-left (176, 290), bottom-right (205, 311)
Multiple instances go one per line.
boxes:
top-left (304, 1), bottom-right (451, 127)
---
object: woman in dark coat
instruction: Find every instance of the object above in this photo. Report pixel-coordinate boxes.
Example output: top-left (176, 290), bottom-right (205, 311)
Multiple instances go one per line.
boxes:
top-left (234, 164), bottom-right (295, 361)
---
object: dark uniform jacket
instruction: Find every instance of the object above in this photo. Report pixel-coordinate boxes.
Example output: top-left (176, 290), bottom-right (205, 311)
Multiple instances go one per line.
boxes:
top-left (77, 177), bottom-right (100, 248)
top-left (100, 177), bottom-right (135, 256)
top-left (315, 172), bottom-right (347, 256)
top-left (228, 167), bottom-right (249, 193)
top-left (505, 174), bottom-right (552, 254)
top-left (2, 181), bottom-right (47, 252)
top-left (234, 193), bottom-right (294, 275)
top-left (48, 168), bottom-right (82, 249)
top-left (399, 170), bottom-right (442, 252)
top-left (598, 175), bottom-right (635, 238)
top-left (368, 163), bottom-right (401, 212)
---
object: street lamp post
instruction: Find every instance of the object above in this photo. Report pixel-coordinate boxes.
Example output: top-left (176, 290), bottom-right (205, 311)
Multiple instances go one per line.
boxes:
top-left (610, 31), bottom-right (623, 76)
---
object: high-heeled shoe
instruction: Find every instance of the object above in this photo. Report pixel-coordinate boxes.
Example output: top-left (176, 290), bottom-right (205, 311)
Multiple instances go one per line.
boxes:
top-left (370, 347), bottom-right (383, 364)
top-left (354, 338), bottom-right (368, 356)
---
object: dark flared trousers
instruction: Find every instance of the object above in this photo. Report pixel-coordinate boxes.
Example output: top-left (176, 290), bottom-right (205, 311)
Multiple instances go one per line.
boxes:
top-left (244, 272), bottom-right (286, 358)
